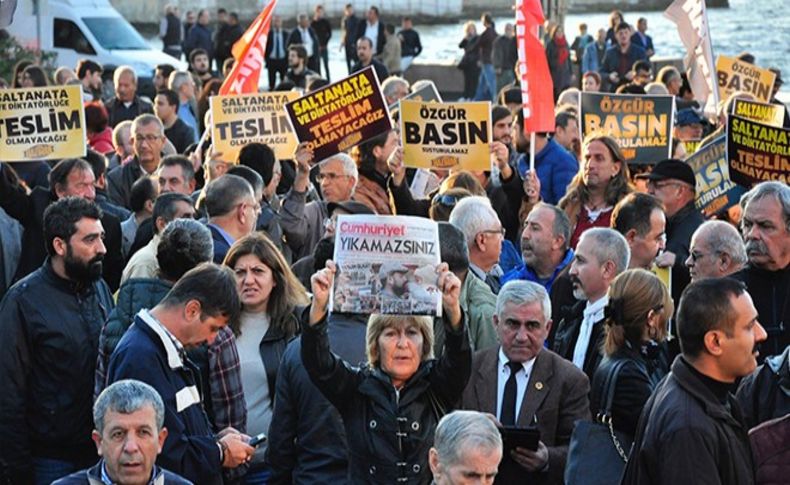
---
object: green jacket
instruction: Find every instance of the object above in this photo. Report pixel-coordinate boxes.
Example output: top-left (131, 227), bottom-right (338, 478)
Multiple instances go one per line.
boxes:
top-left (434, 273), bottom-right (499, 356)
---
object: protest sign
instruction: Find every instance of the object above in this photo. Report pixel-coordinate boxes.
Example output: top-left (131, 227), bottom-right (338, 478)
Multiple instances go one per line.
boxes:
top-left (732, 98), bottom-right (785, 128)
top-left (0, 85), bottom-right (85, 161)
top-left (727, 115), bottom-right (790, 186)
top-left (285, 66), bottom-right (391, 162)
top-left (331, 215), bottom-right (442, 316)
top-left (211, 91), bottom-right (298, 162)
top-left (651, 265), bottom-right (671, 294)
top-left (400, 100), bottom-right (492, 171)
top-left (389, 80), bottom-right (442, 111)
top-left (682, 139), bottom-right (701, 157)
top-left (686, 136), bottom-right (746, 217)
top-left (580, 92), bottom-right (674, 164)
top-left (716, 55), bottom-right (775, 104)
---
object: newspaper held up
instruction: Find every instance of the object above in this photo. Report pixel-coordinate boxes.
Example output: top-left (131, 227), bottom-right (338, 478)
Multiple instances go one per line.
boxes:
top-left (331, 215), bottom-right (442, 317)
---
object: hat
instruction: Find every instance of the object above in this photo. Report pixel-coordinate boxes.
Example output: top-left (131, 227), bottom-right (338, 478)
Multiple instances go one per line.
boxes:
top-left (676, 108), bottom-right (704, 126)
top-left (327, 200), bottom-right (376, 216)
top-left (769, 67), bottom-right (784, 86)
top-left (378, 261), bottom-right (409, 279)
top-left (635, 159), bottom-right (696, 187)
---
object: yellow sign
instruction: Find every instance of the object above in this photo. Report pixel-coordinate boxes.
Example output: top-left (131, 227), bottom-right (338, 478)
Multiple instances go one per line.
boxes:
top-left (211, 91), bottom-right (299, 163)
top-left (732, 99), bottom-right (785, 128)
top-left (400, 100), bottom-right (491, 171)
top-left (716, 56), bottom-right (776, 104)
top-left (650, 265), bottom-right (672, 294)
top-left (0, 85), bottom-right (86, 161)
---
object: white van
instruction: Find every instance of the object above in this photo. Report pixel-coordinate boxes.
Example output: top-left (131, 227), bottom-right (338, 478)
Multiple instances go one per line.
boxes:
top-left (7, 0), bottom-right (186, 95)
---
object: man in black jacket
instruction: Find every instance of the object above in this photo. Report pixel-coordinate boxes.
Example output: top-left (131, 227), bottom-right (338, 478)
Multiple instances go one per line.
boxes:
top-left (551, 228), bottom-right (630, 382)
top-left (105, 66), bottom-right (154, 128)
top-left (340, 3), bottom-right (360, 72)
top-left (354, 6), bottom-right (385, 57)
top-left (107, 114), bottom-right (166, 210)
top-left (214, 11), bottom-right (243, 73)
top-left (733, 181), bottom-right (789, 359)
top-left (640, 159), bottom-right (705, 305)
top-left (623, 278), bottom-right (767, 485)
top-left (0, 197), bottom-right (115, 484)
top-left (311, 5), bottom-right (332, 79)
top-left (0, 159), bottom-right (124, 291)
top-left (288, 14), bottom-right (321, 73)
top-left (265, 15), bottom-right (289, 90)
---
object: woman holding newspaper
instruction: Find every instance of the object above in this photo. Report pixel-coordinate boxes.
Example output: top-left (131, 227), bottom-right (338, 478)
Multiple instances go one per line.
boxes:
top-left (302, 260), bottom-right (471, 484)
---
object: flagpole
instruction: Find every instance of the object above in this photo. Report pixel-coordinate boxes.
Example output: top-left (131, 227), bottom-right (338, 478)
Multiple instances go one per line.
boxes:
top-left (529, 132), bottom-right (535, 172)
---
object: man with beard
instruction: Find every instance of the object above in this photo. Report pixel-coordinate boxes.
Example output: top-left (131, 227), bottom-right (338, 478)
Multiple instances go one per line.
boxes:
top-left (188, 49), bottom-right (215, 87)
top-left (0, 197), bottom-right (114, 484)
top-left (284, 44), bottom-right (318, 90)
top-left (551, 228), bottom-right (630, 381)
top-left (379, 262), bottom-right (411, 300)
top-left (0, 158), bottom-right (124, 291)
top-left (501, 203), bottom-right (574, 294)
top-left (733, 181), bottom-right (790, 359)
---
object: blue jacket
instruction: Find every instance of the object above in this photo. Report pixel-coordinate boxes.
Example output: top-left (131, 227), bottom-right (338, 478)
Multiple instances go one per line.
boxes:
top-left (582, 41), bottom-right (605, 74)
top-left (106, 313), bottom-right (223, 485)
top-left (501, 249), bottom-right (574, 293)
top-left (516, 138), bottom-right (578, 205)
top-left (184, 23), bottom-right (213, 60)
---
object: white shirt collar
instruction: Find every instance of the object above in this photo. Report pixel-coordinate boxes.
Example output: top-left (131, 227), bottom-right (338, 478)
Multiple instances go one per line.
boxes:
top-left (138, 309), bottom-right (184, 370)
top-left (583, 295), bottom-right (609, 322)
top-left (497, 347), bottom-right (537, 375)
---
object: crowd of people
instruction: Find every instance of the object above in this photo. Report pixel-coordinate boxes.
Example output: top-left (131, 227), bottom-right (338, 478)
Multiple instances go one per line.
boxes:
top-left (0, 3), bottom-right (788, 485)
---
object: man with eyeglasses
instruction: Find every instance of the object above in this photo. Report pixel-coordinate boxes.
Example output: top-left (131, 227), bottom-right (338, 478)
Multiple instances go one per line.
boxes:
top-left (107, 115), bottom-right (166, 210)
top-left (205, 174), bottom-right (260, 263)
top-left (685, 220), bottom-right (747, 282)
top-left (281, 145), bottom-right (359, 261)
top-left (449, 196), bottom-right (505, 294)
top-left (639, 159), bottom-right (705, 304)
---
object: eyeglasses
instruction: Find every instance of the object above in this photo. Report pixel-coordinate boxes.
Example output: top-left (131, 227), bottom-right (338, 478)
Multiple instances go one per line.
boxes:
top-left (316, 172), bottom-right (349, 182)
top-left (134, 133), bottom-right (163, 144)
top-left (647, 180), bottom-right (686, 191)
top-left (432, 194), bottom-right (459, 207)
top-left (688, 250), bottom-right (718, 262)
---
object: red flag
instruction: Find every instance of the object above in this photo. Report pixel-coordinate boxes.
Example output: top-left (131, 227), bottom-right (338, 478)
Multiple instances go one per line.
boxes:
top-left (516, 0), bottom-right (555, 134)
top-left (219, 0), bottom-right (278, 95)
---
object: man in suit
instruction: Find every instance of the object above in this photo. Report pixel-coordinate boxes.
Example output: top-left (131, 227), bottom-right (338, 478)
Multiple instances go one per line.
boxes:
top-left (551, 228), bottom-right (630, 382)
top-left (462, 280), bottom-right (590, 484)
top-left (630, 17), bottom-right (654, 58)
top-left (205, 174), bottom-right (259, 264)
top-left (340, 3), bottom-right (361, 72)
top-left (265, 15), bottom-right (289, 90)
top-left (354, 6), bottom-right (385, 57)
top-left (287, 14), bottom-right (321, 74)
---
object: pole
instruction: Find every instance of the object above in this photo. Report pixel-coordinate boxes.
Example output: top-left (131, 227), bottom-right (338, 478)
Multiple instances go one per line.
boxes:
top-left (529, 132), bottom-right (536, 172)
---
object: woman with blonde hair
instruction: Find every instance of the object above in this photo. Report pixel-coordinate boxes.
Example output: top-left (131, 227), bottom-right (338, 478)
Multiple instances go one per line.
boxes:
top-left (559, 133), bottom-right (633, 248)
top-left (223, 233), bottom-right (309, 483)
top-left (303, 260), bottom-right (470, 483)
top-left (590, 269), bottom-right (673, 438)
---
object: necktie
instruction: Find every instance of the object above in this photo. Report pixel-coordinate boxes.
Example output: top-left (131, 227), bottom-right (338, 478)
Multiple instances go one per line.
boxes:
top-left (485, 273), bottom-right (501, 294)
top-left (500, 361), bottom-right (521, 426)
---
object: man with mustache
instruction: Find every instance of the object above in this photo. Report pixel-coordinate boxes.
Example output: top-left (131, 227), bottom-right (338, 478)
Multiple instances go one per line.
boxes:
top-left (623, 278), bottom-right (767, 485)
top-left (501, 203), bottom-right (574, 294)
top-left (0, 197), bottom-right (114, 484)
top-left (685, 220), bottom-right (747, 282)
top-left (462, 281), bottom-right (590, 484)
top-left (0, 158), bottom-right (125, 292)
top-left (552, 228), bottom-right (630, 381)
top-left (732, 181), bottom-right (790, 359)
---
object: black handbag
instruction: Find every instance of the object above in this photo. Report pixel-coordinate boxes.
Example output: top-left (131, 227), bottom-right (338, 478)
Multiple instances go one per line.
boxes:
top-left (564, 359), bottom-right (632, 485)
